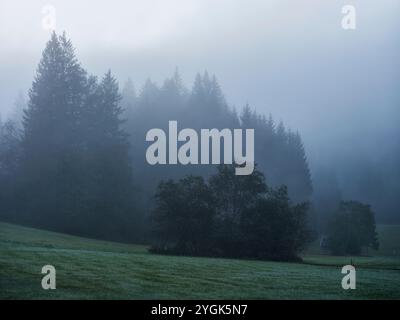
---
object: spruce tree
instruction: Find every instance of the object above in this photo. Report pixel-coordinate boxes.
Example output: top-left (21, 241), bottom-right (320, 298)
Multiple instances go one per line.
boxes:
top-left (83, 71), bottom-right (136, 240)
top-left (21, 32), bottom-right (89, 229)
top-left (20, 33), bottom-right (138, 240)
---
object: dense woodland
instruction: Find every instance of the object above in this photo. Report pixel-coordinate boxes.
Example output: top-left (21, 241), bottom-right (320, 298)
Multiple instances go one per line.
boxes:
top-left (0, 33), bottom-right (380, 260)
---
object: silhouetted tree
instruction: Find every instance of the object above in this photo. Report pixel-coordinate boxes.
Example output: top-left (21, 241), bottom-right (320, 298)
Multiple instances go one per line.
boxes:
top-left (151, 176), bottom-right (215, 255)
top-left (18, 33), bottom-right (139, 240)
top-left (81, 71), bottom-right (137, 239)
top-left (327, 200), bottom-right (379, 255)
top-left (21, 32), bottom-right (89, 229)
top-left (241, 186), bottom-right (313, 261)
top-left (209, 164), bottom-right (266, 256)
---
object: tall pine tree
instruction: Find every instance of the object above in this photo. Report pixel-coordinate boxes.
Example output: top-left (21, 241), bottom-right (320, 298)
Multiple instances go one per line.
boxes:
top-left (20, 33), bottom-right (138, 240)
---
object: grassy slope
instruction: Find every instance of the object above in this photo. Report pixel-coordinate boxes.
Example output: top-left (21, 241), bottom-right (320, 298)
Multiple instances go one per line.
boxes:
top-left (0, 222), bottom-right (399, 300)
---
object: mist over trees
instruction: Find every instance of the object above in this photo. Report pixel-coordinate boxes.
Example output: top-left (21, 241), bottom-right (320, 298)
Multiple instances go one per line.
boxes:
top-left (0, 32), bottom-right (385, 259)
top-left (0, 33), bottom-right (312, 245)
top-left (125, 69), bottom-right (313, 206)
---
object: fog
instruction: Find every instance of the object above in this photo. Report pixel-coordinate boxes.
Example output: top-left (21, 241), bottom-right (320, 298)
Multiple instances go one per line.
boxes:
top-left (1, 0), bottom-right (399, 221)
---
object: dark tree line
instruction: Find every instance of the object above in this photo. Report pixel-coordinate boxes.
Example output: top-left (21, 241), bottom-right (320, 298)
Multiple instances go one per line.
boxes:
top-left (0, 32), bottom-right (313, 249)
top-left (122, 70), bottom-right (313, 210)
top-left (151, 165), bottom-right (314, 261)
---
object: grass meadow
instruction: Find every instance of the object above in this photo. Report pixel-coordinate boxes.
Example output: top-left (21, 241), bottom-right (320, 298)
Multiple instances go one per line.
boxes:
top-left (0, 222), bottom-right (399, 299)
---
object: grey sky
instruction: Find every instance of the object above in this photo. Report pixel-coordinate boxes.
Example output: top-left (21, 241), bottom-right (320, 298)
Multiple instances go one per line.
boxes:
top-left (0, 0), bottom-right (399, 169)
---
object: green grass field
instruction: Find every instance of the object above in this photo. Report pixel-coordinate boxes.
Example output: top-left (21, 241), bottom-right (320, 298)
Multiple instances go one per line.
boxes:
top-left (0, 222), bottom-right (399, 300)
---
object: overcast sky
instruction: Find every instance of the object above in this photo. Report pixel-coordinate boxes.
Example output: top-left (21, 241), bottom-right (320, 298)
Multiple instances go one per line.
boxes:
top-left (0, 0), bottom-right (399, 167)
